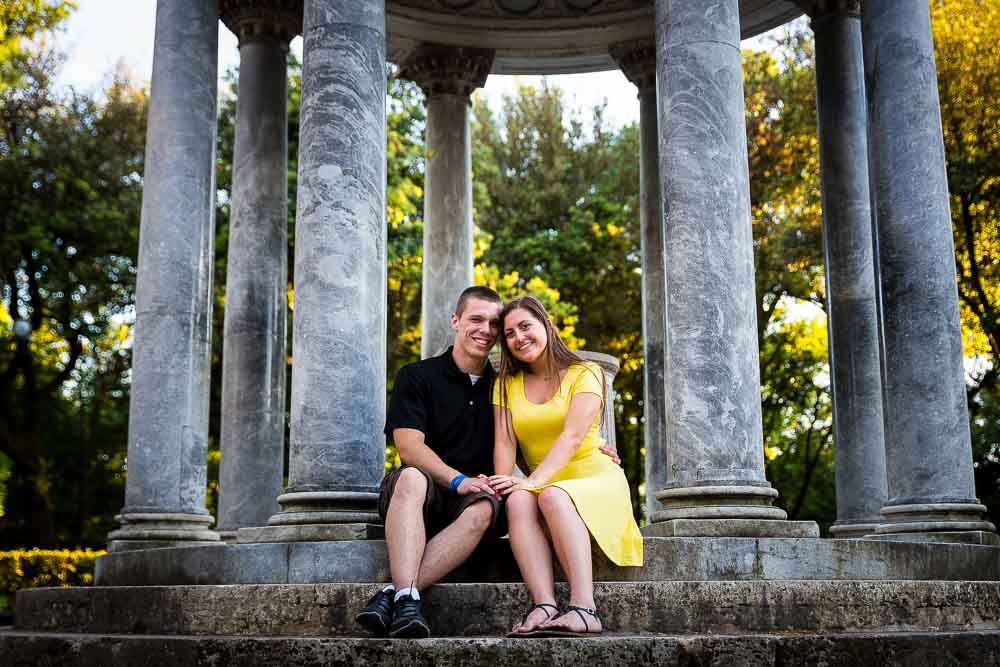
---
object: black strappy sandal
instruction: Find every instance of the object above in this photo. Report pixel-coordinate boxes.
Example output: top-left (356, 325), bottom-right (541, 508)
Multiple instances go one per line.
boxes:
top-left (506, 602), bottom-right (561, 638)
top-left (532, 605), bottom-right (603, 637)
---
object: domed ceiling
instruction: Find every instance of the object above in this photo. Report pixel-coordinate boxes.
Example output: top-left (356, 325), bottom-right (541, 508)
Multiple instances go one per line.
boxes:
top-left (386, 0), bottom-right (804, 74)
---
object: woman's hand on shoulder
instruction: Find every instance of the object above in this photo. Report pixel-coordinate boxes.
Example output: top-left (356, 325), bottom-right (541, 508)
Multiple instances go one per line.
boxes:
top-left (599, 443), bottom-right (621, 466)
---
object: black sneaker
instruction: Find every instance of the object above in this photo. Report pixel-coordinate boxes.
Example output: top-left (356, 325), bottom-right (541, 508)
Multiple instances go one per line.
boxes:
top-left (389, 594), bottom-right (430, 639)
top-left (356, 588), bottom-right (395, 636)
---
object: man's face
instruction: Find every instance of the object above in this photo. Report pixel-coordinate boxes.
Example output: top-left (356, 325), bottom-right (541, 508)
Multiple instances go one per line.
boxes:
top-left (451, 297), bottom-right (501, 359)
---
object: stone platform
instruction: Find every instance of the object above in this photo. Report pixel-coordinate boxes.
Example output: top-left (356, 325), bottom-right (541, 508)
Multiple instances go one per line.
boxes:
top-left (4, 630), bottom-right (1000, 667)
top-left (93, 536), bottom-right (1000, 586)
top-left (14, 581), bottom-right (1000, 637)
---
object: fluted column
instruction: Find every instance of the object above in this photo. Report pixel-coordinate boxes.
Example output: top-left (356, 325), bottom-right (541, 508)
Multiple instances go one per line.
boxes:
top-left (862, 0), bottom-right (996, 542)
top-left (262, 0), bottom-right (387, 536)
top-left (646, 0), bottom-right (816, 537)
top-left (399, 46), bottom-right (494, 359)
top-left (610, 40), bottom-right (667, 523)
top-left (216, 1), bottom-right (301, 541)
top-left (806, 1), bottom-right (887, 538)
top-left (108, 0), bottom-right (221, 551)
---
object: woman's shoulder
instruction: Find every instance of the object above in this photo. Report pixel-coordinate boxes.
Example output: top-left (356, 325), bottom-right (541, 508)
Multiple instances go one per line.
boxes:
top-left (567, 360), bottom-right (601, 377)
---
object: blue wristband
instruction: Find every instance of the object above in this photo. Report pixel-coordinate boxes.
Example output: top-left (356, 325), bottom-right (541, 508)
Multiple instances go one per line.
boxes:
top-left (450, 474), bottom-right (467, 492)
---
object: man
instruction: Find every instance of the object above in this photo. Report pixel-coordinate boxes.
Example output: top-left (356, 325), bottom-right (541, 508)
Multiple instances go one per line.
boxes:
top-left (356, 286), bottom-right (505, 638)
top-left (357, 286), bottom-right (620, 638)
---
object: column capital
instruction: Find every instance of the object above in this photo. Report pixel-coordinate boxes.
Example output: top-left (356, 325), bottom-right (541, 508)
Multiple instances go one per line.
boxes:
top-left (220, 0), bottom-right (302, 47)
top-left (398, 45), bottom-right (494, 97)
top-left (609, 39), bottom-right (656, 95)
top-left (796, 0), bottom-right (860, 20)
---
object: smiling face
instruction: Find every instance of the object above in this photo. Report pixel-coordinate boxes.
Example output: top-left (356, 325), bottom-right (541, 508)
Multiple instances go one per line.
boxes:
top-left (451, 296), bottom-right (501, 361)
top-left (503, 307), bottom-right (549, 366)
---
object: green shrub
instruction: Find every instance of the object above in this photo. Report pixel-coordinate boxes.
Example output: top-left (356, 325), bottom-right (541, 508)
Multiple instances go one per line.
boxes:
top-left (0, 548), bottom-right (104, 611)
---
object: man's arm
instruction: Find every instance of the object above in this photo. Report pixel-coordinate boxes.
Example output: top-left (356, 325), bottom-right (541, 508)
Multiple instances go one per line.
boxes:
top-left (394, 428), bottom-right (494, 495)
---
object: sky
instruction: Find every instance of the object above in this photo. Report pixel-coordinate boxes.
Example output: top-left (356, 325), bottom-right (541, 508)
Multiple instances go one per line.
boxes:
top-left (53, 1), bottom-right (791, 131)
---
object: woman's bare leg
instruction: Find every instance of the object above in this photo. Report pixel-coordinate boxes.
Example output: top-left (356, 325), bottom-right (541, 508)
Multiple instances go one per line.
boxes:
top-left (505, 490), bottom-right (557, 632)
top-left (536, 486), bottom-right (602, 632)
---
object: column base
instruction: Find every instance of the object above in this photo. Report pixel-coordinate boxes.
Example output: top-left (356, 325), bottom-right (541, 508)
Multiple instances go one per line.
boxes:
top-left (238, 523), bottom-right (384, 543)
top-left (107, 512), bottom-right (221, 552)
top-left (864, 530), bottom-right (1000, 546)
top-left (267, 490), bottom-right (380, 526)
top-left (876, 502), bottom-right (997, 536)
top-left (642, 518), bottom-right (819, 538)
top-left (829, 521), bottom-right (880, 539)
top-left (651, 484), bottom-right (788, 522)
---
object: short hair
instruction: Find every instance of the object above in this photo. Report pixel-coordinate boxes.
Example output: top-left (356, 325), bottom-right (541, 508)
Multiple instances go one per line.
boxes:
top-left (454, 286), bottom-right (502, 316)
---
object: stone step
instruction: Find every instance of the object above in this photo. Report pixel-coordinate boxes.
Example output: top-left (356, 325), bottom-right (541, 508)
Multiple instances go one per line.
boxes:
top-left (93, 536), bottom-right (1000, 586)
top-left (16, 580), bottom-right (1000, 638)
top-left (3, 628), bottom-right (1000, 666)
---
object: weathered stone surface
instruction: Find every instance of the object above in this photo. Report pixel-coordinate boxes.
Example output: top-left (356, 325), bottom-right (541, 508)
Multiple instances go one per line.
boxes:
top-left (109, 0), bottom-right (221, 551)
top-left (218, 35), bottom-right (289, 536)
top-left (643, 519), bottom-right (819, 538)
top-left (397, 46), bottom-right (493, 358)
top-left (273, 0), bottom-right (387, 525)
top-left (420, 91), bottom-right (474, 358)
top-left (863, 0), bottom-right (993, 536)
top-left (238, 523), bottom-right (384, 543)
top-left (812, 9), bottom-right (887, 539)
top-left (93, 537), bottom-right (1000, 587)
top-left (6, 630), bottom-right (1000, 667)
top-left (866, 531), bottom-right (1000, 546)
top-left (652, 0), bottom-right (781, 522)
top-left (611, 39), bottom-right (666, 522)
top-left (15, 580), bottom-right (1000, 637)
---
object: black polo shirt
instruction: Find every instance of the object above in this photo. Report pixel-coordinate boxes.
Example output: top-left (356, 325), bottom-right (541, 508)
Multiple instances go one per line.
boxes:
top-left (384, 347), bottom-right (495, 479)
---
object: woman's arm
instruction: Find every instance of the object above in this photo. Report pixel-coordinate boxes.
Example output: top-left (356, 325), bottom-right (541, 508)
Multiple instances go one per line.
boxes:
top-left (522, 391), bottom-right (602, 488)
top-left (493, 405), bottom-right (518, 476)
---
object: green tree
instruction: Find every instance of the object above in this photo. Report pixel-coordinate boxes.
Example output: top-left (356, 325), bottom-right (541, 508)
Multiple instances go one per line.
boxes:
top-left (932, 0), bottom-right (1000, 524)
top-left (0, 0), bottom-right (73, 92)
top-left (0, 46), bottom-right (147, 546)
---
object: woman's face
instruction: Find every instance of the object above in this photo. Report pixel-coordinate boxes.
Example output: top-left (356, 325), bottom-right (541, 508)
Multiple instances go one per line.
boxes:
top-left (503, 307), bottom-right (548, 365)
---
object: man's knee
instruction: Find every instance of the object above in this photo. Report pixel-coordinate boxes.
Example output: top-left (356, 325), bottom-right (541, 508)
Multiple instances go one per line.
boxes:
top-left (537, 486), bottom-right (571, 515)
top-left (391, 467), bottom-right (429, 507)
top-left (457, 498), bottom-right (494, 534)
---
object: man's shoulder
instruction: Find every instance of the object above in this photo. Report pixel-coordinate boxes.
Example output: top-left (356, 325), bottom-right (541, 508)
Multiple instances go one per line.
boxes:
top-left (397, 354), bottom-right (447, 379)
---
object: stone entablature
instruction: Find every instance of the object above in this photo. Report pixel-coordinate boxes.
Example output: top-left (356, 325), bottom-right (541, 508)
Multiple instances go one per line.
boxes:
top-left (796, 0), bottom-right (860, 18)
top-left (386, 0), bottom-right (804, 74)
top-left (397, 45), bottom-right (494, 97)
top-left (220, 0), bottom-right (303, 46)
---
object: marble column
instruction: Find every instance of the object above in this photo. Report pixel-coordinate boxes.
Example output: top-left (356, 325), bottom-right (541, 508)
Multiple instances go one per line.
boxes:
top-left (216, 2), bottom-right (301, 541)
top-left (399, 47), bottom-right (494, 359)
top-left (263, 0), bottom-right (387, 538)
top-left (610, 40), bottom-right (668, 524)
top-left (862, 0), bottom-right (996, 542)
top-left (646, 0), bottom-right (816, 537)
top-left (807, 1), bottom-right (887, 538)
top-left (107, 0), bottom-right (221, 551)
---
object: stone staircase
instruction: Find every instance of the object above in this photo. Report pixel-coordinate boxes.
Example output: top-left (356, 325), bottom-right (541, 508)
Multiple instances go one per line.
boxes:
top-left (5, 537), bottom-right (1000, 665)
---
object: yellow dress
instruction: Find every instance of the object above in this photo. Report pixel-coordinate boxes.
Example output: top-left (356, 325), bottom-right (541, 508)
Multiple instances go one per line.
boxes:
top-left (493, 362), bottom-right (643, 566)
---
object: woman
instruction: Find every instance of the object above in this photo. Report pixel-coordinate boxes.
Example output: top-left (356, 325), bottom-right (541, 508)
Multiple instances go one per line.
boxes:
top-left (489, 295), bottom-right (643, 637)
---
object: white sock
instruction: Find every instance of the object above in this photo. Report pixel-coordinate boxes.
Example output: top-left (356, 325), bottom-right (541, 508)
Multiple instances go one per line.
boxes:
top-left (382, 584), bottom-right (396, 594)
top-left (394, 586), bottom-right (420, 602)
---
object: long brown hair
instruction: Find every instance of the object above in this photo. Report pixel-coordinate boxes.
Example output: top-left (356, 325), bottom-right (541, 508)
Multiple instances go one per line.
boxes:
top-left (496, 295), bottom-right (604, 442)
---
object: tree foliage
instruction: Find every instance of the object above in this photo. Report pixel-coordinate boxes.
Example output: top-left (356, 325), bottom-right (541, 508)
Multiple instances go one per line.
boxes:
top-left (933, 0), bottom-right (1000, 522)
top-left (0, 8), bottom-right (145, 546)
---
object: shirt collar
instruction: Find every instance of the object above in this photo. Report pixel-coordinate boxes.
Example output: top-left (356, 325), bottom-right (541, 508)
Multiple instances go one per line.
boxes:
top-left (443, 345), bottom-right (495, 381)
